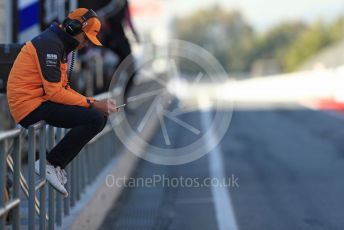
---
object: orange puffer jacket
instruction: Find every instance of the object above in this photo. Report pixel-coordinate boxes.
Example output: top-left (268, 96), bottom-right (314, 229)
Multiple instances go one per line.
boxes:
top-left (7, 24), bottom-right (94, 123)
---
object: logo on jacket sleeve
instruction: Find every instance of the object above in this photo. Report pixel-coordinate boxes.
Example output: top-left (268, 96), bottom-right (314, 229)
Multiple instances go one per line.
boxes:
top-left (46, 53), bottom-right (58, 67)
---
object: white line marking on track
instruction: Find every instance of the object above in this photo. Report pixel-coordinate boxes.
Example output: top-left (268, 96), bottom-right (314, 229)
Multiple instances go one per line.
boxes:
top-left (201, 111), bottom-right (239, 230)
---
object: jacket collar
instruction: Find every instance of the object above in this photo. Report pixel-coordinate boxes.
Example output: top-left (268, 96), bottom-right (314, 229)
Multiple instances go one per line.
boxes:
top-left (49, 23), bottom-right (79, 54)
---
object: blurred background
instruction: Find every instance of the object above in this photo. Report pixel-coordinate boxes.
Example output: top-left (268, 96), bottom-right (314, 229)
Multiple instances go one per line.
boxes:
top-left (0, 0), bottom-right (344, 130)
top-left (1, 0), bottom-right (344, 229)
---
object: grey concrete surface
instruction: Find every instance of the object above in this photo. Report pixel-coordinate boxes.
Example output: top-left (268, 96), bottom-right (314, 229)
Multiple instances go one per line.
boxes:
top-left (101, 106), bottom-right (344, 230)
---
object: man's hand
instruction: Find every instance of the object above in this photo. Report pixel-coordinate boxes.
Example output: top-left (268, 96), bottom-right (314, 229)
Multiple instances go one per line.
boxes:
top-left (92, 99), bottom-right (120, 116)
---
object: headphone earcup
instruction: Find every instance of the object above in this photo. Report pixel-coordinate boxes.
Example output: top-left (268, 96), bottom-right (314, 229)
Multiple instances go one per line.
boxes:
top-left (65, 20), bottom-right (83, 36)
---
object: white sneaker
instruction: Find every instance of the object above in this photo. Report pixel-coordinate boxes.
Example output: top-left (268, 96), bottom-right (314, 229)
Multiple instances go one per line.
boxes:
top-left (35, 161), bottom-right (68, 184)
top-left (56, 167), bottom-right (68, 185)
top-left (61, 169), bottom-right (67, 185)
top-left (35, 161), bottom-right (68, 197)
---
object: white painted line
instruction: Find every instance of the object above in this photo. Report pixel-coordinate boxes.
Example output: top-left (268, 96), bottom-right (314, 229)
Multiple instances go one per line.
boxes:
top-left (202, 111), bottom-right (239, 230)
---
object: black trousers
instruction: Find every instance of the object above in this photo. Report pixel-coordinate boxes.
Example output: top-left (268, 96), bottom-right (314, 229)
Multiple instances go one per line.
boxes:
top-left (20, 101), bottom-right (107, 168)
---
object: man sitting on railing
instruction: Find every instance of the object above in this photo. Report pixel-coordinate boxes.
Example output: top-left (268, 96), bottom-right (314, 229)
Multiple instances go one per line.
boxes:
top-left (6, 8), bottom-right (120, 197)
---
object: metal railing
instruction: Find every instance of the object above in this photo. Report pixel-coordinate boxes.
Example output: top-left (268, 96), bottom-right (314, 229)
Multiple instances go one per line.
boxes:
top-left (0, 95), bottom-right (118, 230)
top-left (0, 128), bottom-right (21, 230)
top-left (0, 2), bottom-right (127, 224)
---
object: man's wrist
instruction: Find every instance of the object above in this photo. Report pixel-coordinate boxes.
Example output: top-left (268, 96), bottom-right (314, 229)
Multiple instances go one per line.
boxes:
top-left (86, 98), bottom-right (93, 109)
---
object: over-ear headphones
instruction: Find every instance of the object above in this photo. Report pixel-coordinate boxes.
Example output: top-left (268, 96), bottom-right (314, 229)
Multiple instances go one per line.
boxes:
top-left (64, 9), bottom-right (98, 36)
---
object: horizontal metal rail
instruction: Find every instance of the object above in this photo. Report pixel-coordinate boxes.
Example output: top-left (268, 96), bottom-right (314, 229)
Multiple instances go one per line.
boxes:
top-left (0, 199), bottom-right (20, 217)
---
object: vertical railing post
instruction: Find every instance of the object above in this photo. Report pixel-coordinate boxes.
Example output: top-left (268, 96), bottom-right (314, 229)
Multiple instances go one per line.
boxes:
top-left (89, 144), bottom-right (95, 182)
top-left (61, 128), bottom-right (70, 216)
top-left (85, 145), bottom-right (91, 185)
top-left (28, 126), bottom-right (36, 230)
top-left (78, 154), bottom-right (82, 199)
top-left (13, 135), bottom-right (21, 230)
top-left (63, 163), bottom-right (71, 216)
top-left (71, 159), bottom-right (77, 207)
top-left (96, 141), bottom-right (100, 175)
top-left (75, 156), bottom-right (80, 201)
top-left (48, 126), bottom-right (55, 230)
top-left (38, 126), bottom-right (46, 230)
top-left (99, 137), bottom-right (104, 172)
top-left (92, 144), bottom-right (97, 180)
top-left (55, 128), bottom-right (62, 227)
top-left (0, 141), bottom-right (6, 230)
top-left (81, 151), bottom-right (86, 191)
top-left (88, 145), bottom-right (93, 185)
